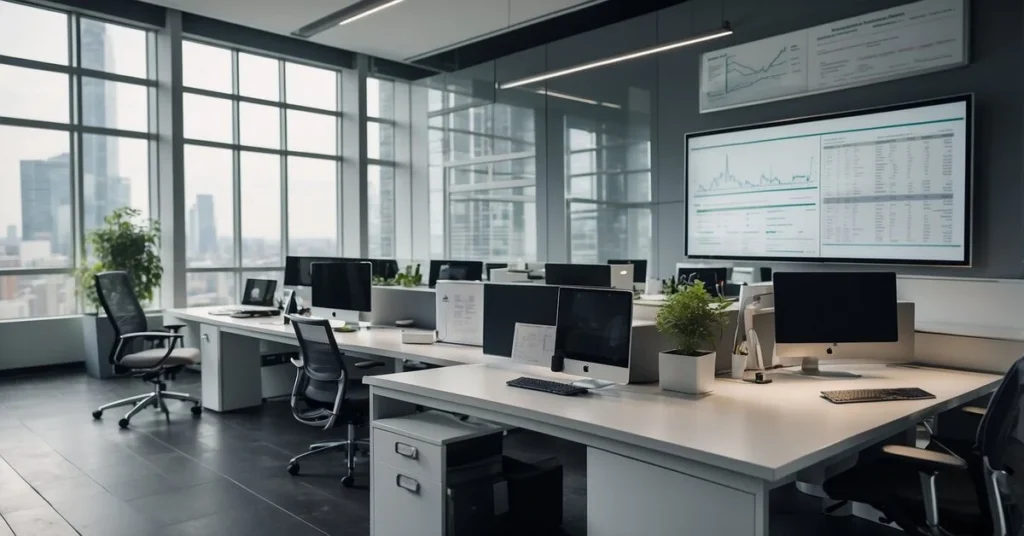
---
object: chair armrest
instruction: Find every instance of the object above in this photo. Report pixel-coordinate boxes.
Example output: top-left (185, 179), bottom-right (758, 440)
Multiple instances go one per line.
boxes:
top-left (162, 323), bottom-right (187, 333)
top-left (962, 406), bottom-right (986, 416)
top-left (290, 357), bottom-right (304, 368)
top-left (354, 360), bottom-right (387, 369)
top-left (122, 332), bottom-right (184, 340)
top-left (882, 445), bottom-right (968, 473)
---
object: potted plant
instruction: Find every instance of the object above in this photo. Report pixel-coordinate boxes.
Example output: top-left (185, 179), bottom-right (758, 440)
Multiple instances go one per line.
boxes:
top-left (76, 208), bottom-right (163, 378)
top-left (655, 280), bottom-right (730, 394)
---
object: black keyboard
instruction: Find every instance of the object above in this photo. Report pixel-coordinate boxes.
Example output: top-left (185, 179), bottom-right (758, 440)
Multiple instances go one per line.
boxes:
top-left (821, 387), bottom-right (935, 404)
top-left (506, 377), bottom-right (588, 397)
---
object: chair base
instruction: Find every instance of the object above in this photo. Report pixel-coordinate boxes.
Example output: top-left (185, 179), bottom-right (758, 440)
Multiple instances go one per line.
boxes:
top-left (286, 423), bottom-right (369, 487)
top-left (93, 381), bottom-right (201, 428)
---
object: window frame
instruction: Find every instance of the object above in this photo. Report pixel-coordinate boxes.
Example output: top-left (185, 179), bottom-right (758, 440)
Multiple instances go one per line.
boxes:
top-left (0, 2), bottom-right (158, 319)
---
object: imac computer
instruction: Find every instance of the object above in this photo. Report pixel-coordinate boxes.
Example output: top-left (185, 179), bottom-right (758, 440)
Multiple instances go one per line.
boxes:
top-left (482, 283), bottom-right (560, 357)
top-left (773, 271), bottom-right (898, 377)
top-left (428, 260), bottom-right (484, 288)
top-left (554, 287), bottom-right (635, 386)
top-left (607, 259), bottom-right (647, 284)
top-left (310, 261), bottom-right (372, 325)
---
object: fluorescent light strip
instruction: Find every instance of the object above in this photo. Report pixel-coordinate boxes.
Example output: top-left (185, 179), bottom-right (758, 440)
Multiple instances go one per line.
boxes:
top-left (337, 0), bottom-right (404, 26)
top-left (500, 25), bottom-right (733, 90)
top-left (534, 89), bottom-right (622, 109)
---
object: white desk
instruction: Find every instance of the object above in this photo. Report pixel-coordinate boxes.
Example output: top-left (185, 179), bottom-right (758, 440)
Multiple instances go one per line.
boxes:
top-left (164, 306), bottom-right (503, 411)
top-left (366, 363), bottom-right (1000, 536)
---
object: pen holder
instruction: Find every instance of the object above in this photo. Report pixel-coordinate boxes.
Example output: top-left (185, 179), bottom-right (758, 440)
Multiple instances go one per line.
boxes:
top-left (731, 353), bottom-right (748, 379)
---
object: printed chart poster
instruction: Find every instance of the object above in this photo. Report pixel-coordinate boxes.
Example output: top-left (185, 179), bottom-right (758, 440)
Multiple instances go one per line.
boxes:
top-left (699, 0), bottom-right (966, 113)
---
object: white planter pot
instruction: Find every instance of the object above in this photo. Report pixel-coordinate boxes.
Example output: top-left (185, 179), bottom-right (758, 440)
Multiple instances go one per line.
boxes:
top-left (731, 353), bottom-right (749, 379)
top-left (659, 350), bottom-right (715, 394)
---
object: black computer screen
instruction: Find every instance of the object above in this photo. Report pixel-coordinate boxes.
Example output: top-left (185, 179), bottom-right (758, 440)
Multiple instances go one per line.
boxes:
top-left (677, 267), bottom-right (728, 296)
top-left (607, 259), bottom-right (647, 283)
top-left (241, 279), bottom-right (277, 306)
top-left (554, 288), bottom-right (633, 368)
top-left (428, 260), bottom-right (483, 288)
top-left (773, 272), bottom-right (898, 344)
top-left (310, 262), bottom-right (372, 312)
top-left (544, 263), bottom-right (611, 288)
top-left (483, 283), bottom-right (560, 357)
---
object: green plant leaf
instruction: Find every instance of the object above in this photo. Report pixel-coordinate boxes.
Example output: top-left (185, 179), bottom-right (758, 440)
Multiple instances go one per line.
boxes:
top-left (75, 207), bottom-right (162, 311)
top-left (655, 280), bottom-right (729, 355)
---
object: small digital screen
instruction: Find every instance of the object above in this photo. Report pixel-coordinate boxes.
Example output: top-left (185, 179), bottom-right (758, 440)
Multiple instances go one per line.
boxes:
top-left (241, 279), bottom-right (277, 306)
top-left (545, 263), bottom-right (611, 288)
top-left (555, 288), bottom-right (633, 368)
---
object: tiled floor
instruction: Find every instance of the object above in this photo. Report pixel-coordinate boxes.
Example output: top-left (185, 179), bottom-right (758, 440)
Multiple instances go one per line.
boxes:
top-left (0, 367), bottom-right (901, 536)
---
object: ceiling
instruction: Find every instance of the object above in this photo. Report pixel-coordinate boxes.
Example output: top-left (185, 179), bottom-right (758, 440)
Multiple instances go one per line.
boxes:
top-left (140, 0), bottom-right (606, 62)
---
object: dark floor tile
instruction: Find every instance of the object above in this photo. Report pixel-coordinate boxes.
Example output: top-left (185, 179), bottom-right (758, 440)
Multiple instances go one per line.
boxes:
top-left (126, 478), bottom-right (262, 526)
top-left (102, 472), bottom-right (190, 502)
top-left (29, 474), bottom-right (109, 504)
top-left (1, 505), bottom-right (77, 536)
top-left (8, 456), bottom-right (85, 487)
top-left (47, 490), bottom-right (139, 530)
top-left (159, 505), bottom-right (326, 536)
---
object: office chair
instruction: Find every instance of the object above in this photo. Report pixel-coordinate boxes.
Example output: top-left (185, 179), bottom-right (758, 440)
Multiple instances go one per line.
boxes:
top-left (822, 355), bottom-right (1024, 536)
top-left (286, 315), bottom-right (386, 487)
top-left (90, 271), bottom-right (202, 428)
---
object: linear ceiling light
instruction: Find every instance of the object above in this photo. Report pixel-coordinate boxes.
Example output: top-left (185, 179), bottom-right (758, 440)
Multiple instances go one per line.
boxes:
top-left (533, 89), bottom-right (622, 109)
top-left (293, 0), bottom-right (404, 38)
top-left (499, 23), bottom-right (732, 90)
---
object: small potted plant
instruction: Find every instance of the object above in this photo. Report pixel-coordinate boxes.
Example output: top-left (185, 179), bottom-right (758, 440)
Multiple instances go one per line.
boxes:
top-left (655, 280), bottom-right (730, 394)
top-left (76, 208), bottom-right (163, 379)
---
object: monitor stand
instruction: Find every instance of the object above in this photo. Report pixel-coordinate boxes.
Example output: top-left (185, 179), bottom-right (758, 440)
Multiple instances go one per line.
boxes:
top-left (571, 378), bottom-right (616, 390)
top-left (799, 358), bottom-right (861, 378)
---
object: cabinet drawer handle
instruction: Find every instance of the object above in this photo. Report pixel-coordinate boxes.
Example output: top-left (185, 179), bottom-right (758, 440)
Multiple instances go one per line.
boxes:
top-left (396, 474), bottom-right (420, 494)
top-left (202, 333), bottom-right (210, 342)
top-left (394, 442), bottom-right (418, 460)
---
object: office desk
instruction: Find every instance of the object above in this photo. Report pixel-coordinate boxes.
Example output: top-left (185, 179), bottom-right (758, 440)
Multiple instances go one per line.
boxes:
top-left (164, 306), bottom-right (500, 411)
top-left (366, 363), bottom-right (1000, 536)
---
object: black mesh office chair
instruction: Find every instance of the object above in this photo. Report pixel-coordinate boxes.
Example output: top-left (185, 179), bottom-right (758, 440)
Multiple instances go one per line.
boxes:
top-left (286, 315), bottom-right (385, 487)
top-left (823, 356), bottom-right (1024, 535)
top-left (90, 271), bottom-right (202, 428)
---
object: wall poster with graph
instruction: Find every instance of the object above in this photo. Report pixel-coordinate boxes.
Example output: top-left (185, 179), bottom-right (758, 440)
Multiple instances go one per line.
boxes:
top-left (698, 0), bottom-right (967, 113)
top-left (685, 95), bottom-right (972, 266)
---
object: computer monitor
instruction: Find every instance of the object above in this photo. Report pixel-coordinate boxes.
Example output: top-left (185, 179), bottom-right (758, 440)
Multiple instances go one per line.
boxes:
top-left (310, 261), bottom-right (372, 324)
top-left (607, 259), bottom-right (647, 283)
top-left (773, 271), bottom-right (898, 376)
top-left (544, 263), bottom-right (611, 288)
top-left (554, 287), bottom-right (634, 384)
top-left (483, 283), bottom-right (560, 358)
top-left (241, 279), bottom-right (277, 306)
top-left (428, 260), bottom-right (484, 288)
top-left (677, 266), bottom-right (729, 297)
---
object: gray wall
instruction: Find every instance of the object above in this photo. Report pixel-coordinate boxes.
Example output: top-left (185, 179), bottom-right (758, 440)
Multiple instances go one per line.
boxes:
top-left (440, 0), bottom-right (1023, 279)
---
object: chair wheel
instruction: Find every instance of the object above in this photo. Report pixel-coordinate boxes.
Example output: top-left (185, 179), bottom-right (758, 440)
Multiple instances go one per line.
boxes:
top-left (341, 475), bottom-right (354, 488)
top-left (191, 405), bottom-right (202, 416)
top-left (287, 463), bottom-right (300, 475)
top-left (118, 418), bottom-right (130, 429)
top-left (92, 410), bottom-right (102, 419)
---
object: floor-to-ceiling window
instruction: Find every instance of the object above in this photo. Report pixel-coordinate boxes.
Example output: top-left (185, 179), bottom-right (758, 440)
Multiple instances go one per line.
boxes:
top-left (0, 0), bottom-right (156, 318)
top-left (367, 76), bottom-right (396, 258)
top-left (181, 40), bottom-right (345, 306)
top-left (426, 79), bottom-right (537, 262)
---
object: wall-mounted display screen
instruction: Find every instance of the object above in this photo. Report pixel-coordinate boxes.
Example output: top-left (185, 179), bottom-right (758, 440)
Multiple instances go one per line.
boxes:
top-left (685, 95), bottom-right (972, 265)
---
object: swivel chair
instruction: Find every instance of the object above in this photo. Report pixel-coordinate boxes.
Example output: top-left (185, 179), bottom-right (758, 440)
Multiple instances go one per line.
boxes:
top-left (823, 356), bottom-right (1024, 535)
top-left (90, 271), bottom-right (202, 428)
top-left (286, 315), bottom-right (385, 487)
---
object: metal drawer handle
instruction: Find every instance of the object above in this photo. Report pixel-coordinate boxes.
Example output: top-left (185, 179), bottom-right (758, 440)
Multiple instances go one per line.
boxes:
top-left (394, 442), bottom-right (418, 460)
top-left (202, 333), bottom-right (210, 342)
top-left (396, 474), bottom-right (420, 494)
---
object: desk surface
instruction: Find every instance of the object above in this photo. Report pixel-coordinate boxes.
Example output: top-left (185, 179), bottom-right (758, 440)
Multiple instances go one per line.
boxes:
top-left (365, 363), bottom-right (1000, 482)
top-left (166, 306), bottom-right (498, 367)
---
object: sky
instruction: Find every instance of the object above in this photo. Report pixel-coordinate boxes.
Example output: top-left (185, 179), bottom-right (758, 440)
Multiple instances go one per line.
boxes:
top-left (0, 1), bottom-right (379, 243)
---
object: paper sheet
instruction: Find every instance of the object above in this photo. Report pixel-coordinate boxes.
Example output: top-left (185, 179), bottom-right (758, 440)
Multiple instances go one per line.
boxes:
top-left (510, 322), bottom-right (556, 367)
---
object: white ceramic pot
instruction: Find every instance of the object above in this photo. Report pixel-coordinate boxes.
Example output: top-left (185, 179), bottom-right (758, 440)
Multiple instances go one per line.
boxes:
top-left (731, 353), bottom-right (748, 379)
top-left (659, 350), bottom-right (716, 394)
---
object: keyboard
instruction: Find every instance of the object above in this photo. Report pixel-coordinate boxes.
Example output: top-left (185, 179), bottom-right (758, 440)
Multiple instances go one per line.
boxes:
top-left (506, 377), bottom-right (588, 397)
top-left (821, 387), bottom-right (935, 404)
top-left (211, 305), bottom-right (279, 316)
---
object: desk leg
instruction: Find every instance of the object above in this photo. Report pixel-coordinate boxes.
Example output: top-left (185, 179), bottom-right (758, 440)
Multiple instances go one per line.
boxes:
top-left (587, 447), bottom-right (767, 536)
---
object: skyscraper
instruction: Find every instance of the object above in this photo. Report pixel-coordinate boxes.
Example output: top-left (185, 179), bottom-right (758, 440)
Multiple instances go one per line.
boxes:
top-left (189, 194), bottom-right (217, 256)
top-left (17, 19), bottom-right (131, 265)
